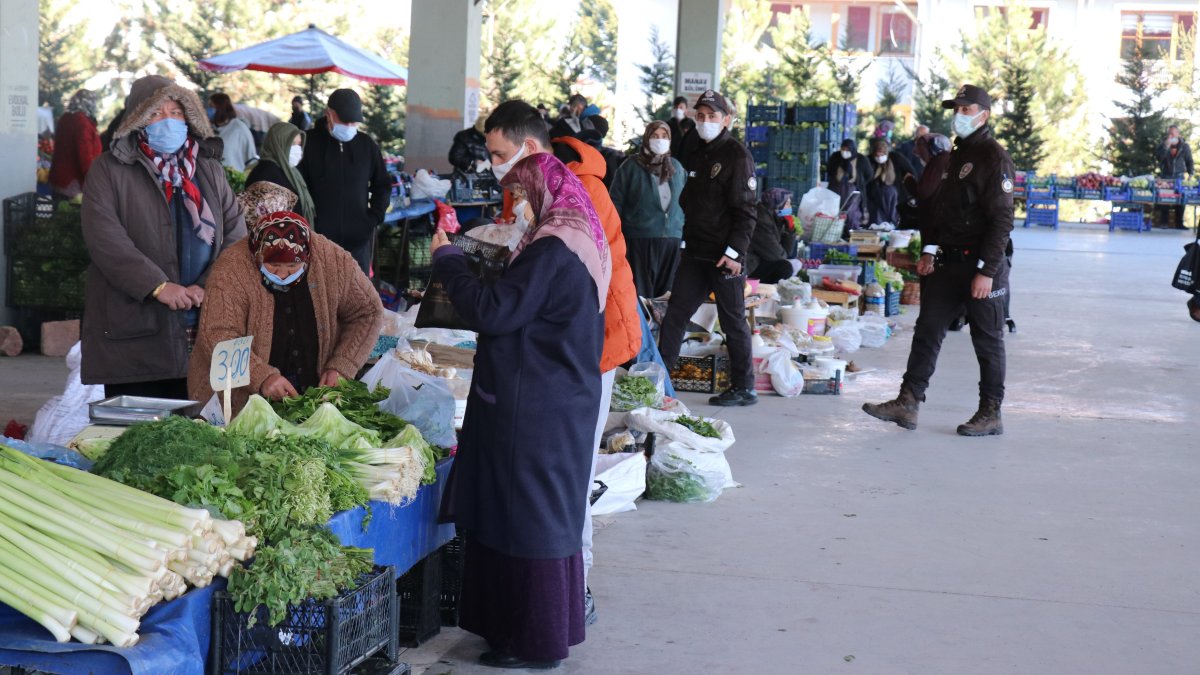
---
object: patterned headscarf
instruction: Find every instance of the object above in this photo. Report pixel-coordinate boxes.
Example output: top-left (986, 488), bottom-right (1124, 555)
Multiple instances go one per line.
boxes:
top-left (635, 121), bottom-right (675, 185)
top-left (138, 135), bottom-right (217, 244)
top-left (66, 90), bottom-right (97, 120)
top-left (238, 181), bottom-right (298, 230)
top-left (500, 153), bottom-right (612, 312)
top-left (250, 211), bottom-right (311, 265)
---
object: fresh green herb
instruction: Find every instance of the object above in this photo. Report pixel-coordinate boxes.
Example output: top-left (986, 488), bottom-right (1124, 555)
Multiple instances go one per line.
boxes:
top-left (645, 457), bottom-right (717, 503)
top-left (674, 415), bottom-right (722, 439)
top-left (273, 378), bottom-right (409, 440)
top-left (611, 375), bottom-right (660, 411)
top-left (226, 527), bottom-right (373, 627)
top-left (823, 250), bottom-right (855, 265)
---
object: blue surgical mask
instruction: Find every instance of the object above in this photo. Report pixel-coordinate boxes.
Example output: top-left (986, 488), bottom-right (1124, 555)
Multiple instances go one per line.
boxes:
top-left (777, 207), bottom-right (793, 217)
top-left (261, 264), bottom-right (305, 287)
top-left (953, 111), bottom-right (985, 138)
top-left (331, 123), bottom-right (358, 143)
top-left (206, 106), bottom-right (216, 120)
top-left (145, 118), bottom-right (189, 154)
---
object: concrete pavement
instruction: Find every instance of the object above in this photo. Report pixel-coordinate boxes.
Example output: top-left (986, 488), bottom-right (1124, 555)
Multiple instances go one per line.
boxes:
top-left (409, 224), bottom-right (1200, 674)
top-left (0, 224), bottom-right (1196, 674)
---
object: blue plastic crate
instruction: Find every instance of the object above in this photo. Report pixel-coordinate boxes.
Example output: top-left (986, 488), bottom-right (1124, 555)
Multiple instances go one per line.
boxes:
top-left (1130, 188), bottom-right (1156, 203)
top-left (745, 125), bottom-right (769, 143)
top-left (1079, 188), bottom-right (1103, 200)
top-left (1109, 205), bottom-right (1149, 232)
top-left (1023, 200), bottom-right (1058, 229)
top-left (1055, 185), bottom-right (1079, 200)
top-left (768, 127), bottom-right (821, 154)
top-left (748, 103), bottom-right (785, 124)
top-left (857, 259), bottom-right (876, 285)
top-left (885, 285), bottom-right (902, 317)
top-left (792, 103), bottom-right (843, 123)
top-left (1182, 185), bottom-right (1200, 204)
top-left (808, 243), bottom-right (858, 260)
top-left (1104, 185), bottom-right (1131, 202)
top-left (750, 146), bottom-right (770, 163)
top-left (1028, 187), bottom-right (1055, 200)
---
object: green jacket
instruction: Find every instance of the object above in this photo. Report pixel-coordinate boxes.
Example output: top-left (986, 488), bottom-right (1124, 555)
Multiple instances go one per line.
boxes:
top-left (610, 157), bottom-right (686, 240)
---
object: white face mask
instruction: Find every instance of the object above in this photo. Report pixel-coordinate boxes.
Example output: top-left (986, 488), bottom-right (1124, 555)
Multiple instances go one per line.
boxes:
top-left (673, 108), bottom-right (686, 121)
top-left (953, 111), bottom-right (985, 138)
top-left (648, 138), bottom-right (671, 155)
top-left (513, 198), bottom-right (533, 232)
top-left (492, 143), bottom-right (528, 181)
top-left (288, 145), bottom-right (303, 167)
top-left (331, 123), bottom-right (357, 143)
top-left (875, 155), bottom-right (888, 164)
top-left (697, 121), bottom-right (723, 142)
top-left (840, 150), bottom-right (852, 159)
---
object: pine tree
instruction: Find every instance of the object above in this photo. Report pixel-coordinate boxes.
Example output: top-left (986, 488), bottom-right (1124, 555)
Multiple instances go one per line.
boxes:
top-left (830, 47), bottom-right (867, 105)
top-left (483, 0), bottom-right (561, 107)
top-left (556, 0), bottom-right (618, 99)
top-left (771, 9), bottom-right (835, 105)
top-left (906, 64), bottom-right (952, 136)
top-left (720, 0), bottom-right (774, 110)
top-left (997, 57), bottom-right (1046, 170)
top-left (1106, 30), bottom-right (1169, 177)
top-left (485, 24), bottom-right (523, 106)
top-left (637, 27), bottom-right (675, 125)
top-left (39, 0), bottom-right (91, 115)
top-left (1166, 27), bottom-right (1200, 148)
top-left (363, 32), bottom-right (407, 155)
top-left (860, 63), bottom-right (905, 137)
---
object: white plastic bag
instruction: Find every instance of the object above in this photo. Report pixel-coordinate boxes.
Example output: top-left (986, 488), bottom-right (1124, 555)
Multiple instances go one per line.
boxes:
top-left (859, 314), bottom-right (889, 348)
top-left (625, 408), bottom-right (735, 453)
top-left (827, 322), bottom-right (862, 353)
top-left (759, 349), bottom-right (804, 398)
top-left (27, 342), bottom-right (105, 447)
top-left (464, 223), bottom-right (523, 251)
top-left (363, 355), bottom-right (458, 447)
top-left (591, 451), bottom-right (647, 515)
top-left (411, 169), bottom-right (451, 200)
top-left (645, 446), bottom-right (728, 503)
top-left (609, 363), bottom-right (667, 412)
top-left (798, 187), bottom-right (841, 228)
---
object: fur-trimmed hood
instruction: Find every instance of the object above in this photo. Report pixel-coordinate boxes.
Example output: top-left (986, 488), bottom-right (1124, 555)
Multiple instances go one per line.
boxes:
top-left (114, 75), bottom-right (214, 140)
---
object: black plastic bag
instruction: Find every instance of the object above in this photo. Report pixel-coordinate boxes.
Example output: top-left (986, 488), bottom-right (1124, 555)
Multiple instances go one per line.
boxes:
top-left (1171, 234), bottom-right (1199, 292)
top-left (414, 234), bottom-right (511, 330)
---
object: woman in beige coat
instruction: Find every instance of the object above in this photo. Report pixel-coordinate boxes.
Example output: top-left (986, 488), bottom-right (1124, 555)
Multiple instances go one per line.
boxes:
top-left (81, 75), bottom-right (246, 399)
top-left (188, 182), bottom-right (383, 414)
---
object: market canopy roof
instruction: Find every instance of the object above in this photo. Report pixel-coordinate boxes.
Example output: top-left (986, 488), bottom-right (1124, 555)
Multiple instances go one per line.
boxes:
top-left (198, 25), bottom-right (407, 86)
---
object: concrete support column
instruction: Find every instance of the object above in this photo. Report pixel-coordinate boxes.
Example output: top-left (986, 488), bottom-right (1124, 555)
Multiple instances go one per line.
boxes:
top-left (675, 0), bottom-right (728, 103)
top-left (0, 0), bottom-right (39, 327)
top-left (405, 0), bottom-right (482, 173)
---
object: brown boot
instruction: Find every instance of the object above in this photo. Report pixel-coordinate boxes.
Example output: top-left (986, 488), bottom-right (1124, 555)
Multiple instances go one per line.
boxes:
top-left (957, 398), bottom-right (1003, 437)
top-left (862, 387), bottom-right (921, 430)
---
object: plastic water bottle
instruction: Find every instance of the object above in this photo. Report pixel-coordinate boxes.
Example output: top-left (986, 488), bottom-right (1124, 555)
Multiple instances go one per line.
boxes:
top-left (864, 282), bottom-right (886, 316)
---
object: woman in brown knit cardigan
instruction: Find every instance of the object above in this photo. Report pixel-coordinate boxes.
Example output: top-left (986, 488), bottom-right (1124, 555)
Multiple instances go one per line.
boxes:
top-left (188, 182), bottom-right (383, 414)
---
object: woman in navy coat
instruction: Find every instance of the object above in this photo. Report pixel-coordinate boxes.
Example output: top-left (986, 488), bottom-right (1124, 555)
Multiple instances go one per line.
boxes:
top-left (431, 151), bottom-right (612, 669)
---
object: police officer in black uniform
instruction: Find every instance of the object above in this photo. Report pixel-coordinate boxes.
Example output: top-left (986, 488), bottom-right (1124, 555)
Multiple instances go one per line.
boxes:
top-left (658, 90), bottom-right (759, 407)
top-left (863, 84), bottom-right (1015, 436)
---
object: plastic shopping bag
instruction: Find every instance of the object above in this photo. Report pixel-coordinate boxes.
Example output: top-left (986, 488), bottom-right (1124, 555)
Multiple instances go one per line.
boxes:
top-left (611, 363), bottom-right (667, 412)
top-left (591, 451), bottom-right (647, 515)
top-left (369, 361), bottom-right (458, 448)
top-left (411, 169), bottom-right (451, 200)
top-left (645, 447), bottom-right (727, 503)
top-left (625, 407), bottom-right (735, 453)
top-left (760, 349), bottom-right (804, 398)
top-left (27, 342), bottom-right (105, 447)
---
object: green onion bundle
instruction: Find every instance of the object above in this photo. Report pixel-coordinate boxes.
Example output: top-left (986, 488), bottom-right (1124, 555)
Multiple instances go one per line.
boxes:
top-left (0, 444), bottom-right (253, 646)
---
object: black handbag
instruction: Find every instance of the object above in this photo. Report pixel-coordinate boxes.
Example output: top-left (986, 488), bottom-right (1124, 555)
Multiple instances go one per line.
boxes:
top-left (414, 234), bottom-right (510, 330)
top-left (1171, 229), bottom-right (1200, 292)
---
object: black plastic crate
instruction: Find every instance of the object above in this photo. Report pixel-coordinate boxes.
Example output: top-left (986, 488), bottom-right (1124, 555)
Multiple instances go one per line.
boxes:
top-left (669, 354), bottom-right (732, 394)
top-left (439, 537), bottom-right (465, 627)
top-left (209, 566), bottom-right (398, 675)
top-left (397, 551), bottom-right (442, 647)
top-left (3, 193), bottom-right (86, 258)
top-left (7, 255), bottom-right (88, 311)
top-left (747, 103), bottom-right (785, 124)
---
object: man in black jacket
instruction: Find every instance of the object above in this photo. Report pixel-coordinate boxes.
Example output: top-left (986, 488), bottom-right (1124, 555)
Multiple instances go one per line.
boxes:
top-left (298, 89), bottom-right (391, 274)
top-left (667, 96), bottom-right (696, 158)
top-left (1155, 125), bottom-right (1194, 228)
top-left (863, 84), bottom-right (1015, 436)
top-left (448, 113), bottom-right (491, 175)
top-left (657, 90), bottom-right (759, 407)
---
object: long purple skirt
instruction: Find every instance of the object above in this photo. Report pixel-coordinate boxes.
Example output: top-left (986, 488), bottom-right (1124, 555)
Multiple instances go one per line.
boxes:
top-left (458, 539), bottom-right (586, 662)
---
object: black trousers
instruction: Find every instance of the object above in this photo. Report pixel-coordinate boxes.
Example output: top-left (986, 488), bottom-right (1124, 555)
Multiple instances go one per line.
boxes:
top-left (657, 253), bottom-right (754, 390)
top-left (625, 237), bottom-right (681, 299)
top-left (902, 259), bottom-right (1010, 402)
top-left (749, 259), bottom-right (794, 285)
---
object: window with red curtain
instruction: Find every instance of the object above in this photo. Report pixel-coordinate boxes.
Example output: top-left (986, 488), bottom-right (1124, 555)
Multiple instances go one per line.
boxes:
top-left (845, 6), bottom-right (871, 52)
top-left (879, 7), bottom-right (915, 55)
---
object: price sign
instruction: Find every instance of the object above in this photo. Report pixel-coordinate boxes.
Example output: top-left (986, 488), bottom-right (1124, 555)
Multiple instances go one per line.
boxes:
top-left (209, 336), bottom-right (253, 391)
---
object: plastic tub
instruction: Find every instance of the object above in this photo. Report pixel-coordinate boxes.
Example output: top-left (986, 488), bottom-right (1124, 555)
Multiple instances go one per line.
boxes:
top-left (808, 265), bottom-right (859, 289)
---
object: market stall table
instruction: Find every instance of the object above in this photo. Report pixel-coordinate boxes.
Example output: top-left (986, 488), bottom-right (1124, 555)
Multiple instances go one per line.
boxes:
top-left (0, 458), bottom-right (455, 675)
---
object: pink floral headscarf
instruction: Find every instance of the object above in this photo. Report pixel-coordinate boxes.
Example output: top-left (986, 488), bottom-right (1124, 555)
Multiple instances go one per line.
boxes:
top-left (500, 152), bottom-right (611, 312)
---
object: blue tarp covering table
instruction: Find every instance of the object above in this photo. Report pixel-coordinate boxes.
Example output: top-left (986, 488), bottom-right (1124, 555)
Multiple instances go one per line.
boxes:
top-left (0, 458), bottom-right (454, 674)
top-left (383, 197), bottom-right (436, 225)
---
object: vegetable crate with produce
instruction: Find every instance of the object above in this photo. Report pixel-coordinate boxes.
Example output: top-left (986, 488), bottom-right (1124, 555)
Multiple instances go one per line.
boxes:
top-left (746, 103), bottom-right (786, 125)
top-left (1023, 200), bottom-right (1059, 229)
top-left (1156, 179), bottom-right (1182, 205)
top-left (1109, 204), bottom-right (1150, 232)
top-left (209, 565), bottom-right (398, 675)
top-left (669, 354), bottom-right (732, 394)
top-left (1179, 177), bottom-right (1200, 204)
top-left (1129, 177), bottom-right (1155, 204)
top-left (1053, 175), bottom-right (1078, 200)
top-left (766, 126), bottom-right (821, 197)
top-left (3, 193), bottom-right (88, 311)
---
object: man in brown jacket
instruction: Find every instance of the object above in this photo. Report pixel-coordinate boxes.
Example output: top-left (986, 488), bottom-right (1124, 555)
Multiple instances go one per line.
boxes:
top-left (81, 75), bottom-right (246, 398)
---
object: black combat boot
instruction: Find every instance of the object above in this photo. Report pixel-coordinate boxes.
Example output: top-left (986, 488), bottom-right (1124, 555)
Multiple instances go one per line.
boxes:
top-left (861, 387), bottom-right (921, 430)
top-left (957, 398), bottom-right (1003, 436)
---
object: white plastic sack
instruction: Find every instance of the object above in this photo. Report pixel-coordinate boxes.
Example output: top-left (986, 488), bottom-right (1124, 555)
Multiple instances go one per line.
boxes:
top-left (411, 169), bottom-right (451, 200)
top-left (591, 451), bottom-right (647, 515)
top-left (625, 407), bottom-right (735, 453)
top-left (363, 355), bottom-right (458, 447)
top-left (859, 314), bottom-right (889, 348)
top-left (464, 223), bottom-right (523, 251)
top-left (798, 187), bottom-right (841, 228)
top-left (609, 363), bottom-right (667, 412)
top-left (27, 342), bottom-right (105, 447)
top-left (827, 322), bottom-right (862, 353)
top-left (759, 349), bottom-right (804, 398)
top-left (777, 277), bottom-right (811, 306)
